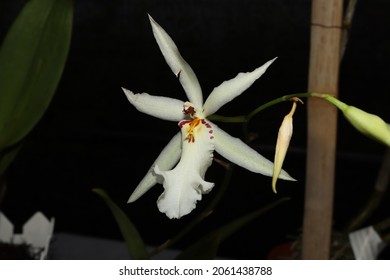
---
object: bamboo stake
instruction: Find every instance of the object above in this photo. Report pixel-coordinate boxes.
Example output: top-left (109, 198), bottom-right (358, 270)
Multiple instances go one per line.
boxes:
top-left (302, 0), bottom-right (343, 259)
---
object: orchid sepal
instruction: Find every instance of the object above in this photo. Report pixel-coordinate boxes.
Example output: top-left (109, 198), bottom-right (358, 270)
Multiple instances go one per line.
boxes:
top-left (127, 132), bottom-right (182, 203)
top-left (148, 15), bottom-right (203, 109)
top-left (212, 123), bottom-right (295, 181)
top-left (203, 57), bottom-right (277, 117)
top-left (122, 88), bottom-right (185, 122)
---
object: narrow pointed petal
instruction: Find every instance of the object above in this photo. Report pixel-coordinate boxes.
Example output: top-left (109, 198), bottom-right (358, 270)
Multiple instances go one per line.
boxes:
top-left (154, 119), bottom-right (215, 219)
top-left (148, 15), bottom-right (203, 109)
top-left (212, 122), bottom-right (295, 181)
top-left (203, 58), bottom-right (277, 117)
top-left (122, 87), bottom-right (184, 121)
top-left (128, 132), bottom-right (182, 203)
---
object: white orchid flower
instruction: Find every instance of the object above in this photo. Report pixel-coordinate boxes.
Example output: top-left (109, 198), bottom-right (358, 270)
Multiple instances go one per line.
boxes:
top-left (122, 15), bottom-right (295, 219)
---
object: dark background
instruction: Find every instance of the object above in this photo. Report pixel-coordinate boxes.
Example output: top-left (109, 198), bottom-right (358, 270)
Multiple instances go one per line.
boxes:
top-left (1, 0), bottom-right (389, 259)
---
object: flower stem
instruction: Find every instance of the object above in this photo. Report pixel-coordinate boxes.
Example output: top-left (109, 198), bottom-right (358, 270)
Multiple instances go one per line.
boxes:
top-left (208, 92), bottom-right (323, 124)
top-left (247, 93), bottom-right (313, 120)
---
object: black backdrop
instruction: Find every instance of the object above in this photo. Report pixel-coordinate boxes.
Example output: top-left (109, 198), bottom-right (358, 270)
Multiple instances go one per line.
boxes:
top-left (1, 0), bottom-right (389, 259)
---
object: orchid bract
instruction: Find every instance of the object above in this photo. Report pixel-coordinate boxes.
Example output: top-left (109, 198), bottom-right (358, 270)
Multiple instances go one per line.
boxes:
top-left (122, 15), bottom-right (295, 219)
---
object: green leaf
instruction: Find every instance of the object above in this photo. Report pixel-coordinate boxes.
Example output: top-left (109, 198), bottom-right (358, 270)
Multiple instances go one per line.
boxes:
top-left (92, 188), bottom-right (149, 260)
top-left (0, 0), bottom-right (73, 150)
top-left (176, 197), bottom-right (290, 259)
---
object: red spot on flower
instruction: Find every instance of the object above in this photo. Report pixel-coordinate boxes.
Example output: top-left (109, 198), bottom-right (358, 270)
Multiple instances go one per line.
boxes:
top-left (178, 120), bottom-right (192, 128)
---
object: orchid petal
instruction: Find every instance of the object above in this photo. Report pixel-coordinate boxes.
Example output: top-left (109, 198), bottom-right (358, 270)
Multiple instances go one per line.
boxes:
top-left (128, 132), bottom-right (181, 203)
top-left (148, 15), bottom-right (203, 109)
top-left (122, 87), bottom-right (184, 121)
top-left (154, 119), bottom-right (215, 219)
top-left (212, 122), bottom-right (295, 181)
top-left (203, 58), bottom-right (277, 117)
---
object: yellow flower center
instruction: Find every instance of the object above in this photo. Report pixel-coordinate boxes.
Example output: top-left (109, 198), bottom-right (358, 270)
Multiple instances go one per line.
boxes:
top-left (179, 101), bottom-right (213, 143)
top-left (178, 118), bottom-right (214, 144)
top-left (179, 118), bottom-right (201, 143)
